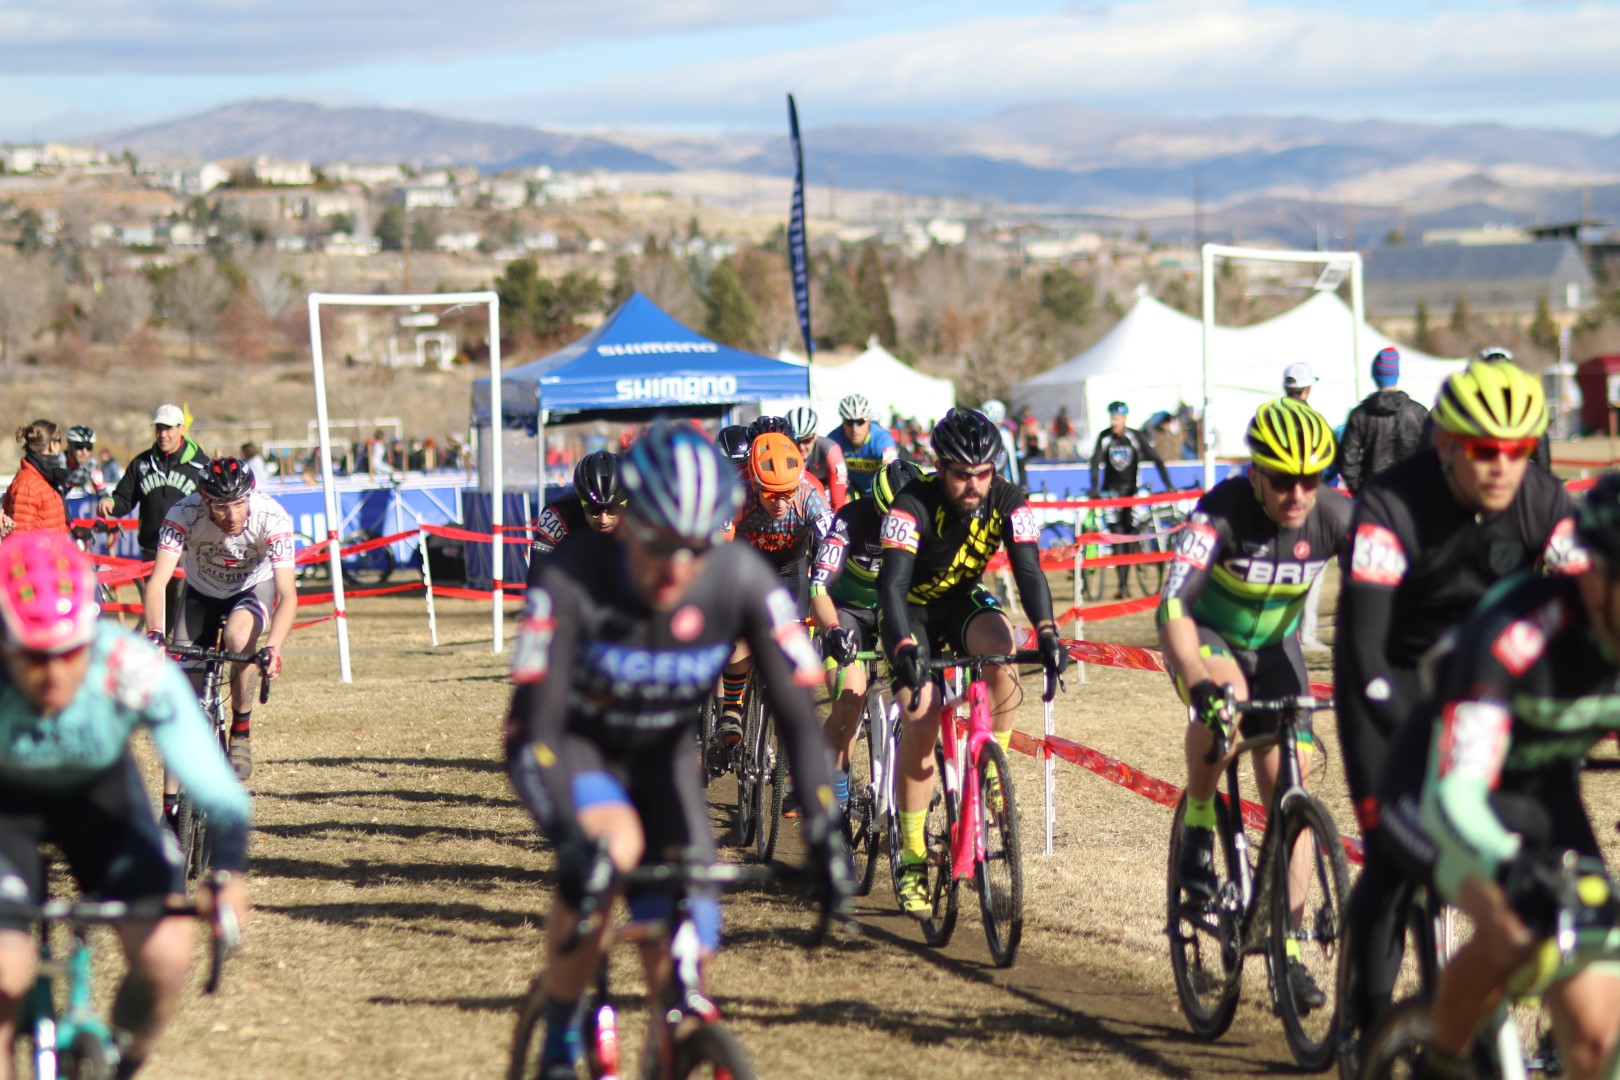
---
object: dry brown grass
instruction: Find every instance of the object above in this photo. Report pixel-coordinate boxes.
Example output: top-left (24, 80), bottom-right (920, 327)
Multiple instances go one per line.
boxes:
top-left (20, 566), bottom-right (1620, 1078)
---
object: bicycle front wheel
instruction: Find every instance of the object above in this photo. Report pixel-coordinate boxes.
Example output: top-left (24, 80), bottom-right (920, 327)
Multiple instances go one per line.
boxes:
top-left (506, 974), bottom-right (548, 1080)
top-left (174, 792), bottom-right (207, 881)
top-left (754, 719), bottom-right (786, 864)
top-left (920, 745), bottom-right (960, 948)
top-left (733, 684), bottom-right (764, 848)
top-left (64, 1030), bottom-right (111, 1080)
top-left (844, 700), bottom-right (880, 896)
top-left (1270, 795), bottom-right (1350, 1070)
top-left (1167, 792), bottom-right (1243, 1039)
top-left (1356, 998), bottom-right (1434, 1080)
top-left (673, 1023), bottom-right (758, 1079)
top-left (975, 741), bottom-right (1024, 968)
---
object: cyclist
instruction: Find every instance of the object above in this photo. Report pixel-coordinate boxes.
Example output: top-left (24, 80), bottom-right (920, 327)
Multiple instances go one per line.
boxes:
top-left (1369, 475), bottom-right (1620, 1080)
top-left (978, 400), bottom-right (1021, 485)
top-left (786, 406), bottom-right (849, 511)
top-left (715, 424), bottom-right (751, 476)
top-left (1159, 397), bottom-right (1351, 1008)
top-left (502, 422), bottom-right (852, 1079)
top-left (1089, 400), bottom-right (1177, 600)
top-left (143, 458), bottom-right (296, 785)
top-left (0, 534), bottom-right (250, 1080)
top-left (828, 394), bottom-right (899, 499)
top-left (810, 458), bottom-right (926, 810)
top-left (1336, 359), bottom-right (1583, 1042)
top-left (525, 451), bottom-right (626, 585)
top-left (879, 408), bottom-right (1068, 916)
top-left (63, 426), bottom-right (105, 499)
top-left (714, 434), bottom-right (831, 765)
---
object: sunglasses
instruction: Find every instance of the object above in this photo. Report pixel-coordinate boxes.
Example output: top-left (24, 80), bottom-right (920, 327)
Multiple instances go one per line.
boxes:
top-left (1259, 468), bottom-right (1323, 492)
top-left (581, 502), bottom-right (624, 519)
top-left (1457, 436), bottom-right (1538, 463)
top-left (622, 515), bottom-right (712, 559)
top-left (759, 489), bottom-right (796, 505)
top-left (945, 465), bottom-right (995, 483)
top-left (842, 418), bottom-right (869, 428)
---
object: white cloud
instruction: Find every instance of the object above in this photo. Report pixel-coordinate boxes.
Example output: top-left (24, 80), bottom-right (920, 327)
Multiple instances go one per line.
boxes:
top-left (0, 0), bottom-right (835, 74)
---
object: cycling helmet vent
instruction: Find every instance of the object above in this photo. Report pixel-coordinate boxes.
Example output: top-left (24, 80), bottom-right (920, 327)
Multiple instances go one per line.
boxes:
top-left (1245, 398), bottom-right (1336, 474)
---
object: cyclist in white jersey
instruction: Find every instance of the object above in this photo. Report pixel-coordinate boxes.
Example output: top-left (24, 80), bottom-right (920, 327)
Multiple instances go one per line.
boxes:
top-left (143, 458), bottom-right (295, 787)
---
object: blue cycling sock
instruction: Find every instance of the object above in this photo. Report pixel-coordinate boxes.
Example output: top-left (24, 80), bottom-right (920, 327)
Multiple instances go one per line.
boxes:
top-left (541, 997), bottom-right (581, 1064)
top-left (832, 769), bottom-right (850, 808)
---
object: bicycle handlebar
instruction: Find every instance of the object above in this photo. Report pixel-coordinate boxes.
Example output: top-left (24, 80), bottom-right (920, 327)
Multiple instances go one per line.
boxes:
top-left (166, 644), bottom-right (273, 705)
top-left (926, 649), bottom-right (1064, 701)
top-left (1201, 688), bottom-right (1333, 764)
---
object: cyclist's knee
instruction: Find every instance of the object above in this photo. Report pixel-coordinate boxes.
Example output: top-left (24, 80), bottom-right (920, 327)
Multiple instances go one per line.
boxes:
top-left (123, 918), bottom-right (192, 997)
top-left (0, 931), bottom-right (36, 1002)
top-left (579, 805), bottom-right (644, 874)
top-left (1550, 971), bottom-right (1620, 1075)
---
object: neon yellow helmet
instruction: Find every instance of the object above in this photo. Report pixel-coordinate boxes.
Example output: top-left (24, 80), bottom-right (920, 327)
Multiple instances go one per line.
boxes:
top-left (1432, 359), bottom-right (1547, 439)
top-left (1246, 397), bottom-right (1336, 474)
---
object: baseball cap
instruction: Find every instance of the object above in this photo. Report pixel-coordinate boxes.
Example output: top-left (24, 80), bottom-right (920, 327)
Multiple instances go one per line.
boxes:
top-left (153, 404), bottom-right (185, 427)
top-left (1282, 363), bottom-right (1319, 390)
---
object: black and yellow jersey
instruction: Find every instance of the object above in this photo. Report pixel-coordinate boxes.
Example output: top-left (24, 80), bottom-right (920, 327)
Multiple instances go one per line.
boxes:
top-left (1158, 475), bottom-right (1352, 651)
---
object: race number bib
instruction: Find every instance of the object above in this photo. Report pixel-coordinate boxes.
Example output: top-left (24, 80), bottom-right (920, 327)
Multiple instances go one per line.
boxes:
top-left (880, 509), bottom-right (919, 553)
top-left (1174, 519), bottom-right (1218, 570)
top-left (1350, 522), bottom-right (1407, 586)
top-left (1009, 507), bottom-right (1040, 545)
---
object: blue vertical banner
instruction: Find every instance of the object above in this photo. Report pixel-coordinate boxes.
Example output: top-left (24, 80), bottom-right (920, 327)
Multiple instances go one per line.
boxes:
top-left (786, 93), bottom-right (814, 359)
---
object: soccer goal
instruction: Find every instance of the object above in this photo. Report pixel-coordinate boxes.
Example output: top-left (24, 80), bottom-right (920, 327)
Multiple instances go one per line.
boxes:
top-left (1198, 244), bottom-right (1364, 489)
top-left (305, 291), bottom-right (505, 682)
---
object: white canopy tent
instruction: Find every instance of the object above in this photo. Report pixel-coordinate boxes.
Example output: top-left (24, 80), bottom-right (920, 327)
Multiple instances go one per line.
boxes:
top-left (774, 340), bottom-right (957, 433)
top-left (1011, 292), bottom-right (1463, 456)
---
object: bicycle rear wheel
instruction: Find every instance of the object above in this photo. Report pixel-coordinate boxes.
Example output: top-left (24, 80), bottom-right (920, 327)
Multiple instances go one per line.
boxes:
top-left (1356, 998), bottom-right (1434, 1080)
top-left (975, 741), bottom-right (1024, 968)
top-left (673, 1023), bottom-right (758, 1079)
top-left (844, 701), bottom-right (879, 897)
top-left (1270, 795), bottom-right (1350, 1070)
top-left (754, 719), bottom-right (785, 864)
top-left (340, 530), bottom-right (396, 587)
top-left (64, 1030), bottom-right (112, 1080)
top-left (1167, 792), bottom-right (1243, 1039)
top-left (733, 684), bottom-right (764, 848)
top-left (506, 974), bottom-right (548, 1080)
top-left (920, 745), bottom-right (960, 948)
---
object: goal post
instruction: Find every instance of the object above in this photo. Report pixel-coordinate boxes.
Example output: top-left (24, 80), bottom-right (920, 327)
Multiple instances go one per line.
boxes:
top-left (1199, 244), bottom-right (1364, 490)
top-left (305, 291), bottom-right (505, 683)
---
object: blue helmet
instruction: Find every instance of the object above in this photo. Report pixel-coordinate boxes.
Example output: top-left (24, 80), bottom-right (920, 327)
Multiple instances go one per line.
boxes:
top-left (621, 422), bottom-right (742, 544)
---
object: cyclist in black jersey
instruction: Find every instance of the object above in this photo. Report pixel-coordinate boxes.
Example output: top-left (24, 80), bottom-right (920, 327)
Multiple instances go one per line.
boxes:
top-left (1089, 401), bottom-right (1176, 600)
top-left (525, 452), bottom-right (626, 586)
top-left (503, 423), bottom-right (852, 1079)
top-left (1369, 475), bottom-right (1620, 1080)
top-left (1336, 359), bottom-right (1585, 1042)
top-left (810, 459), bottom-right (924, 810)
top-left (878, 408), bottom-right (1068, 916)
top-left (1159, 397), bottom-right (1350, 1008)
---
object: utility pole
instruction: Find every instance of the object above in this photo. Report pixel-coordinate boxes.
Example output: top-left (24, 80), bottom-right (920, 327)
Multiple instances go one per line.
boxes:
top-left (1193, 173), bottom-right (1204, 251)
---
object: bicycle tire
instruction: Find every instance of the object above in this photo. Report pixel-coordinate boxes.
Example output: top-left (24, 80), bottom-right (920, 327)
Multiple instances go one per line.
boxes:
top-left (754, 719), bottom-right (785, 864)
top-left (65, 1030), bottom-right (112, 1080)
top-left (920, 745), bottom-right (960, 948)
top-left (844, 698), bottom-right (879, 897)
top-left (672, 1023), bottom-right (758, 1079)
top-left (885, 715), bottom-right (906, 904)
top-left (733, 684), bottom-right (763, 849)
top-left (174, 792), bottom-right (206, 881)
top-left (1134, 536), bottom-right (1168, 597)
top-left (340, 529), bottom-right (396, 588)
top-left (506, 974), bottom-right (548, 1080)
top-left (1167, 792), bottom-right (1243, 1039)
top-left (1356, 998), bottom-right (1434, 1080)
top-left (975, 741), bottom-right (1024, 968)
top-left (1270, 795), bottom-right (1350, 1070)
top-left (697, 694), bottom-right (717, 791)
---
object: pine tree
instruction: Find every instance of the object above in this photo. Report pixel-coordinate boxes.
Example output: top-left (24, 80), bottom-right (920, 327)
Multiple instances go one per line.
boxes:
top-left (854, 242), bottom-right (897, 347)
top-left (819, 268), bottom-right (868, 348)
top-left (704, 262), bottom-right (758, 349)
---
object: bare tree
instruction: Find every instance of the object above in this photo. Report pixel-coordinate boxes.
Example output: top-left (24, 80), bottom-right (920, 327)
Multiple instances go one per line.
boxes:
top-left (241, 253), bottom-right (300, 321)
top-left (0, 254), bottom-right (54, 368)
top-left (167, 258), bottom-right (229, 359)
top-left (85, 273), bottom-right (154, 344)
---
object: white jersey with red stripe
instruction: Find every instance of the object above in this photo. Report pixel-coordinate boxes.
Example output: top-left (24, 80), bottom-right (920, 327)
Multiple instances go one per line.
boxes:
top-left (156, 491), bottom-right (296, 599)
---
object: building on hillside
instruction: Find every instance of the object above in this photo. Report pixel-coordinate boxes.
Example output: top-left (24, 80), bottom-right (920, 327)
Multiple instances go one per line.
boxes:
top-left (146, 160), bottom-right (230, 195)
top-left (216, 189), bottom-right (299, 223)
top-left (250, 157), bottom-right (314, 186)
top-left (323, 232), bottom-right (381, 256)
top-left (1364, 241), bottom-right (1594, 320)
top-left (323, 162), bottom-right (405, 186)
top-left (480, 178), bottom-right (529, 210)
top-left (1, 143), bottom-right (109, 173)
top-left (302, 191), bottom-right (364, 219)
top-left (435, 230), bottom-right (484, 253)
top-left (396, 184), bottom-right (460, 210)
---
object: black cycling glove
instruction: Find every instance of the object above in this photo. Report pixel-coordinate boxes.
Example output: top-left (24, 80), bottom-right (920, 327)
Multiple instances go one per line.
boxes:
top-left (1189, 680), bottom-right (1229, 731)
top-left (1036, 627), bottom-right (1070, 677)
top-left (145, 629), bottom-right (166, 649)
top-left (821, 626), bottom-right (859, 668)
top-left (891, 642), bottom-right (926, 692)
top-left (555, 835), bottom-right (615, 911)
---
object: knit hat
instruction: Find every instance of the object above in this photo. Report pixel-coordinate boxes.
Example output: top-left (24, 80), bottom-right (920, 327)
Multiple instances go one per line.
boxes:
top-left (1372, 347), bottom-right (1400, 388)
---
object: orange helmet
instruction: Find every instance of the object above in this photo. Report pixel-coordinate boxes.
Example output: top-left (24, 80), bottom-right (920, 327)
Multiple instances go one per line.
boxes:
top-left (748, 433), bottom-right (804, 494)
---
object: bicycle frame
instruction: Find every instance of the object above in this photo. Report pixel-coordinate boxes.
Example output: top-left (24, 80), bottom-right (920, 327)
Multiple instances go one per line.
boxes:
top-left (1213, 718), bottom-right (1311, 954)
top-left (940, 676), bottom-right (992, 882)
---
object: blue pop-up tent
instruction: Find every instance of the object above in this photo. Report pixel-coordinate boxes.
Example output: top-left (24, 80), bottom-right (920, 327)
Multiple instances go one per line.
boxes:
top-left (471, 291), bottom-right (809, 428)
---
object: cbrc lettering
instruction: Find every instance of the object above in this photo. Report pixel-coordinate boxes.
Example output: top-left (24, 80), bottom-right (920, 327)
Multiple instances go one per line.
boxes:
top-left (614, 374), bottom-right (737, 401)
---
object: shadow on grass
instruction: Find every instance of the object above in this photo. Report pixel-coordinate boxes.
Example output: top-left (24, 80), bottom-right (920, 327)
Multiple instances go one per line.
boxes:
top-left (272, 788), bottom-right (514, 808)
top-left (254, 819), bottom-right (536, 848)
top-left (368, 993), bottom-right (522, 1013)
top-left (257, 897), bottom-right (543, 933)
top-left (294, 754), bottom-right (505, 774)
top-left (253, 854), bottom-right (552, 889)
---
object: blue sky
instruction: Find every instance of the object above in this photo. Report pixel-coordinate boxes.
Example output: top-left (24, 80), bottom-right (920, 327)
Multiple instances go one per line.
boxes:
top-left (2, 0), bottom-right (1616, 141)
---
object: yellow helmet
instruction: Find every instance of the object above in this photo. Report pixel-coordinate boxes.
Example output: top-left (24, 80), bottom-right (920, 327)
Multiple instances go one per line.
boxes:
top-left (1246, 397), bottom-right (1336, 474)
top-left (1432, 359), bottom-right (1547, 439)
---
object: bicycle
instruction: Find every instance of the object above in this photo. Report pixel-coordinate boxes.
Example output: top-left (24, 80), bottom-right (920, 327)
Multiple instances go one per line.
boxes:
top-left (6, 875), bottom-right (238, 1080)
top-left (901, 650), bottom-right (1058, 969)
top-left (1078, 488), bottom-right (1185, 602)
top-left (291, 529), bottom-right (396, 588)
top-left (507, 853), bottom-right (838, 1080)
top-left (165, 643), bottom-right (271, 880)
top-left (1358, 850), bottom-right (1620, 1080)
top-left (832, 650), bottom-right (896, 897)
top-left (1166, 691), bottom-right (1349, 1070)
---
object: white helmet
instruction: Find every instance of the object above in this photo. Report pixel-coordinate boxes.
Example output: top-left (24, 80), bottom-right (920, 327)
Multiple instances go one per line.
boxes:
top-left (838, 394), bottom-right (871, 422)
top-left (784, 406), bottom-right (820, 441)
top-left (979, 399), bottom-right (1007, 425)
top-left (1477, 345), bottom-right (1515, 364)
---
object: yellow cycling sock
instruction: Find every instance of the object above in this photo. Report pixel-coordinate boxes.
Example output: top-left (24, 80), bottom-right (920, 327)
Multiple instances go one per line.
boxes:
top-left (1185, 796), bottom-right (1217, 830)
top-left (1284, 937), bottom-right (1302, 960)
top-left (899, 810), bottom-right (927, 863)
top-left (993, 729), bottom-right (1012, 753)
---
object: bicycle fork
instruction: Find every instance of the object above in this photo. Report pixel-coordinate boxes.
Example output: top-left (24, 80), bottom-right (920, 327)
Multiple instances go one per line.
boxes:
top-left (947, 681), bottom-right (993, 882)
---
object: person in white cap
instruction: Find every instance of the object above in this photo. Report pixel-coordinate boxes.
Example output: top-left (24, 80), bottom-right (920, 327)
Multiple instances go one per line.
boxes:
top-left (1283, 362), bottom-right (1318, 403)
top-left (100, 405), bottom-right (212, 629)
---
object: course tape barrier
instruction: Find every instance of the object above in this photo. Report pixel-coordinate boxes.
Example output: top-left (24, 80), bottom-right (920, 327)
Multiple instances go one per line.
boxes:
top-left (1030, 490), bottom-right (1201, 511)
top-left (421, 523), bottom-right (532, 546)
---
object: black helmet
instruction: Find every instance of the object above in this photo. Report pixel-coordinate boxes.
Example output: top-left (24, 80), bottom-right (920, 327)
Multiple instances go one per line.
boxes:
top-left (931, 408), bottom-right (1004, 467)
top-left (573, 450), bottom-right (625, 507)
top-left (200, 457), bottom-right (254, 501)
top-left (873, 459), bottom-right (926, 514)
top-left (66, 425), bottom-right (95, 449)
top-left (1576, 473), bottom-right (1620, 569)
top-left (715, 425), bottom-right (751, 464)
top-left (746, 415), bottom-right (795, 442)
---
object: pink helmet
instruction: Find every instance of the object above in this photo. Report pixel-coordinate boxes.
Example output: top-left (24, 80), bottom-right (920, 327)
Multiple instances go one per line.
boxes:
top-left (0, 534), bottom-right (100, 654)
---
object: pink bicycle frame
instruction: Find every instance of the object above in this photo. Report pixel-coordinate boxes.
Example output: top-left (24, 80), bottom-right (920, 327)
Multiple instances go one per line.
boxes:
top-left (939, 673), bottom-right (993, 882)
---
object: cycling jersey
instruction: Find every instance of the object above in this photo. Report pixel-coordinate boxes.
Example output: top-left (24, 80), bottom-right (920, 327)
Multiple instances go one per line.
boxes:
top-left (726, 478), bottom-right (832, 581)
top-left (1159, 475), bottom-right (1352, 651)
top-left (828, 424), bottom-right (899, 497)
top-left (1090, 426), bottom-right (1173, 495)
top-left (0, 622), bottom-right (250, 871)
top-left (801, 436), bottom-right (849, 510)
top-left (157, 490), bottom-right (295, 600)
top-left (104, 438), bottom-right (211, 555)
top-left (809, 498), bottom-right (884, 610)
top-left (531, 498), bottom-right (588, 558)
top-left (877, 474), bottom-right (1054, 660)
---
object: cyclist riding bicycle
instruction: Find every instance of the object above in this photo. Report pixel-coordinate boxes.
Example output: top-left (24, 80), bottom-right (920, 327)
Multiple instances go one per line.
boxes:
top-left (1159, 397), bottom-right (1351, 1008)
top-left (502, 422), bottom-right (853, 1080)
top-left (143, 457), bottom-right (296, 786)
top-left (1089, 400), bottom-right (1177, 600)
top-left (0, 534), bottom-right (250, 1080)
top-left (1369, 474), bottom-right (1620, 1080)
top-left (810, 458), bottom-right (926, 809)
top-left (828, 394), bottom-right (899, 499)
top-left (525, 451), bottom-right (627, 586)
top-left (714, 433), bottom-right (832, 760)
top-left (878, 407), bottom-right (1069, 916)
top-left (1336, 359), bottom-right (1583, 1042)
top-left (786, 406), bottom-right (849, 511)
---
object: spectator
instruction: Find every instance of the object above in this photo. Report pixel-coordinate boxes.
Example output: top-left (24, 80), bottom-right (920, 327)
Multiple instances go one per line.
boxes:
top-left (1337, 347), bottom-right (1429, 496)
top-left (1149, 412), bottom-right (1183, 464)
top-left (3, 420), bottom-right (69, 535)
top-left (1089, 401), bottom-right (1175, 599)
top-left (64, 425), bottom-right (105, 498)
top-left (1283, 362), bottom-right (1318, 402)
top-left (978, 399), bottom-right (1021, 484)
top-left (1020, 413), bottom-right (1048, 468)
top-left (241, 441), bottom-right (269, 487)
top-left (98, 449), bottom-right (123, 486)
top-left (1051, 406), bottom-right (1076, 460)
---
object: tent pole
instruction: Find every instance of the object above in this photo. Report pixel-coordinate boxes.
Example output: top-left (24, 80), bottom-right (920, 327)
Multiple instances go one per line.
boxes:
top-left (490, 300), bottom-right (505, 653)
top-left (1351, 255), bottom-right (1367, 402)
top-left (307, 295), bottom-right (352, 683)
top-left (1200, 245), bottom-right (1216, 491)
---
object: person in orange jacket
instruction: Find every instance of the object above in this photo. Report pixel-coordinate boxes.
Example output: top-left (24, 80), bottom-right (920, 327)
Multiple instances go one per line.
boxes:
top-left (2, 419), bottom-right (69, 535)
